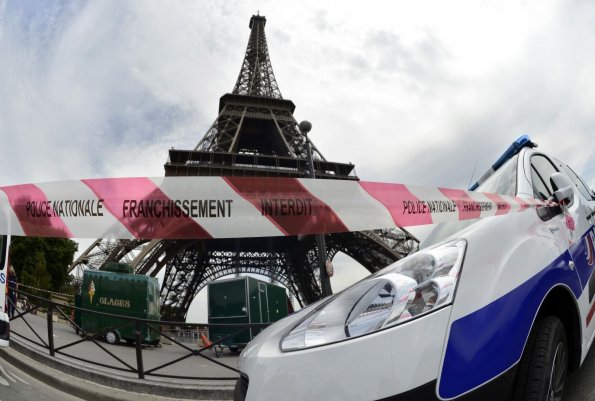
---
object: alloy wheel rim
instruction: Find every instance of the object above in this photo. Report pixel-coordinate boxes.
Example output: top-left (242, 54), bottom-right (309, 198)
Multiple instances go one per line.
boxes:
top-left (547, 342), bottom-right (567, 401)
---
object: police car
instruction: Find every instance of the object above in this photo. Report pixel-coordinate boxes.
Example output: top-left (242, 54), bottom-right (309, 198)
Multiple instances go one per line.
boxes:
top-left (235, 136), bottom-right (595, 401)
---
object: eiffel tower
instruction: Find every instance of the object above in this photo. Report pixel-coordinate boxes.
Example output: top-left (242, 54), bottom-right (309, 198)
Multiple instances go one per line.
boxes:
top-left (70, 15), bottom-right (417, 321)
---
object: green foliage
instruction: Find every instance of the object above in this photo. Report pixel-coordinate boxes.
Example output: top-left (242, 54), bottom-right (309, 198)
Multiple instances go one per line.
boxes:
top-left (9, 236), bottom-right (78, 293)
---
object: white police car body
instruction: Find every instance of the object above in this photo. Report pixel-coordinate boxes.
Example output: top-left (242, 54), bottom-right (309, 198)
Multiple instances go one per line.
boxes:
top-left (235, 137), bottom-right (595, 401)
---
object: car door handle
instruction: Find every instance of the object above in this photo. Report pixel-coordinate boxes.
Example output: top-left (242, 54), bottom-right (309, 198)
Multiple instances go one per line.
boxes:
top-left (548, 225), bottom-right (560, 233)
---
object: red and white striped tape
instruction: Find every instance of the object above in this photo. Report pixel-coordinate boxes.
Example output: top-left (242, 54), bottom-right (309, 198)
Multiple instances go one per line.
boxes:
top-left (0, 177), bottom-right (554, 239)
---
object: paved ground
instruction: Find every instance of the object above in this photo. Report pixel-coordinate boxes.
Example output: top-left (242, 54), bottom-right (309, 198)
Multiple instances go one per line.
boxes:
top-left (0, 357), bottom-right (83, 401)
top-left (0, 347), bottom-right (230, 401)
top-left (566, 343), bottom-right (595, 401)
top-left (9, 311), bottom-right (239, 385)
top-left (8, 309), bottom-right (595, 400)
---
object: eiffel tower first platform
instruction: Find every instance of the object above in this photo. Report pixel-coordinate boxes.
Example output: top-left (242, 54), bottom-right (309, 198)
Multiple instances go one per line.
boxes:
top-left (71, 15), bottom-right (417, 321)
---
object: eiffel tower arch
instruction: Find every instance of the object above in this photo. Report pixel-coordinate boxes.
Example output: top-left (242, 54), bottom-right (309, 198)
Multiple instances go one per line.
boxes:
top-left (70, 15), bottom-right (417, 321)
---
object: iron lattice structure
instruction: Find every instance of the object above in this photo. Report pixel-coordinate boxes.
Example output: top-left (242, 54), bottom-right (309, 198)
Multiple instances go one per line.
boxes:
top-left (71, 15), bottom-right (417, 321)
top-left (232, 15), bottom-right (282, 99)
top-left (193, 16), bottom-right (324, 162)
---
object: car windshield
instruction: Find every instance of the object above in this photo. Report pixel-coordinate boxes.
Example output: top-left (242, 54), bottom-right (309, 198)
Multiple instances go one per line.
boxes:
top-left (421, 154), bottom-right (519, 249)
top-left (475, 154), bottom-right (518, 196)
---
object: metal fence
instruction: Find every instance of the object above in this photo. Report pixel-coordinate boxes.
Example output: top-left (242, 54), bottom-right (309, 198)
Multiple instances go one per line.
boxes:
top-left (7, 287), bottom-right (269, 381)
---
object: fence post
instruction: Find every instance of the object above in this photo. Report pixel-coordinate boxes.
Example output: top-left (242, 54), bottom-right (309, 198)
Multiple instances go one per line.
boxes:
top-left (46, 302), bottom-right (55, 357)
top-left (134, 320), bottom-right (145, 379)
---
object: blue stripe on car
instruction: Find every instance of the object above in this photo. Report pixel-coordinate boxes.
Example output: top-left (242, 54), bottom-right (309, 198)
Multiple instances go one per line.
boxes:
top-left (438, 250), bottom-right (580, 399)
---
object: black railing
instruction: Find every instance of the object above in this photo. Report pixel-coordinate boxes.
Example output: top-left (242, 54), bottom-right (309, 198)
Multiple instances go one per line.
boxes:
top-left (7, 287), bottom-right (269, 381)
top-left (166, 149), bottom-right (359, 180)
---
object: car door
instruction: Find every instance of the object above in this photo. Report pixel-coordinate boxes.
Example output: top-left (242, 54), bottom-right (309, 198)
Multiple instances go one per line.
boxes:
top-left (552, 159), bottom-right (595, 343)
top-left (527, 153), bottom-right (595, 344)
top-left (531, 153), bottom-right (595, 341)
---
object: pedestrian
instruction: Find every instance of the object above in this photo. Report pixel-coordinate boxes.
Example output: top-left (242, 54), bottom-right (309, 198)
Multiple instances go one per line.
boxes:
top-left (7, 265), bottom-right (18, 318)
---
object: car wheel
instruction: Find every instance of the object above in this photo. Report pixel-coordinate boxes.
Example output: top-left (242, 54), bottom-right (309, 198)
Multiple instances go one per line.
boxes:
top-left (105, 329), bottom-right (120, 345)
top-left (513, 316), bottom-right (568, 401)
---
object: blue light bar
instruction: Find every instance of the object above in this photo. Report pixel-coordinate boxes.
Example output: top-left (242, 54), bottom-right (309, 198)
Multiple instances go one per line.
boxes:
top-left (469, 135), bottom-right (536, 191)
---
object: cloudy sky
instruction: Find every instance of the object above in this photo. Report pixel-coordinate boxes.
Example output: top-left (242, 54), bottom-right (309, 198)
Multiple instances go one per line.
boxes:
top-left (1, 0), bottom-right (594, 321)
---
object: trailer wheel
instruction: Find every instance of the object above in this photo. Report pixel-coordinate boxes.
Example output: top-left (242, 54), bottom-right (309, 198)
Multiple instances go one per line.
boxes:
top-left (105, 329), bottom-right (120, 345)
top-left (215, 345), bottom-right (224, 358)
top-left (512, 316), bottom-right (568, 401)
top-left (230, 345), bottom-right (240, 354)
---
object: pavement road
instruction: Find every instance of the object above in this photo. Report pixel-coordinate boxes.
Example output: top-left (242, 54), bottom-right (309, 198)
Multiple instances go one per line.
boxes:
top-left (1, 344), bottom-right (594, 401)
top-left (7, 309), bottom-right (595, 400)
top-left (9, 311), bottom-right (239, 385)
top-left (0, 357), bottom-right (83, 401)
top-left (566, 341), bottom-right (595, 401)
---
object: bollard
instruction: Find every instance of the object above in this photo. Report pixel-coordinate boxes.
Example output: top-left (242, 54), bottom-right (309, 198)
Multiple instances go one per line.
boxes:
top-left (134, 320), bottom-right (145, 379)
top-left (47, 303), bottom-right (55, 357)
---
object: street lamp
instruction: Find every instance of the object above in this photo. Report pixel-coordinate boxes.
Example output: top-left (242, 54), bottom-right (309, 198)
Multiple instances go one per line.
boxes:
top-left (299, 120), bottom-right (332, 298)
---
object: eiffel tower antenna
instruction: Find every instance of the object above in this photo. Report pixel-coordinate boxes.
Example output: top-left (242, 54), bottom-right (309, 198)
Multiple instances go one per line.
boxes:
top-left (233, 15), bottom-right (282, 99)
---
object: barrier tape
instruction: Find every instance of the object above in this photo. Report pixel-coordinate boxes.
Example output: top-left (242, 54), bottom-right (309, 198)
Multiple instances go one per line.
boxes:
top-left (0, 177), bottom-right (554, 240)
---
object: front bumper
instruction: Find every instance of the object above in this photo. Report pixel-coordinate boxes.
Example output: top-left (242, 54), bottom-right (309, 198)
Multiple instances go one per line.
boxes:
top-left (373, 367), bottom-right (516, 401)
top-left (238, 306), bottom-right (452, 401)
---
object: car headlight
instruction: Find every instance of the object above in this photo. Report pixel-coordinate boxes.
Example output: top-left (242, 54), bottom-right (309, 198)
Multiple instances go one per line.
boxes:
top-left (281, 239), bottom-right (466, 351)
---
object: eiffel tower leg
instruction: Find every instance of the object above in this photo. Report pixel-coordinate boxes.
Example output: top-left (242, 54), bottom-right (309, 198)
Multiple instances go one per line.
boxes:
top-left (161, 244), bottom-right (206, 321)
top-left (289, 236), bottom-right (323, 304)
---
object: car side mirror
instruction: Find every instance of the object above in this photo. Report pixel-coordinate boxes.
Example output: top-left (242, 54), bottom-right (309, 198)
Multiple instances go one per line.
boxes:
top-left (550, 172), bottom-right (574, 206)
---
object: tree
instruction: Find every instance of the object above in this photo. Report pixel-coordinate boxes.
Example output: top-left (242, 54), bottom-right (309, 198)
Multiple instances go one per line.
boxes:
top-left (9, 236), bottom-right (78, 293)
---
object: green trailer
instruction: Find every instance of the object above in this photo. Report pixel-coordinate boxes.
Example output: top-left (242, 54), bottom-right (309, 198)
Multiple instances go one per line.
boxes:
top-left (74, 263), bottom-right (161, 345)
top-left (208, 277), bottom-right (288, 353)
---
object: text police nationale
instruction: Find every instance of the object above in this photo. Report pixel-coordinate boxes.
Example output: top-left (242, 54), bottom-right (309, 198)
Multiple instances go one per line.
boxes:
top-left (26, 199), bottom-right (104, 218)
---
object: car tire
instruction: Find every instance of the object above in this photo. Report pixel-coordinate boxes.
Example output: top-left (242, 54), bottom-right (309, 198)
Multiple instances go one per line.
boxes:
top-left (512, 316), bottom-right (568, 401)
top-left (105, 329), bottom-right (120, 345)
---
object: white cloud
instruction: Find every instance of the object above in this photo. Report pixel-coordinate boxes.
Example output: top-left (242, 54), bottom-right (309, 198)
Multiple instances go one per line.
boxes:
top-left (2, 0), bottom-right (592, 185)
top-left (2, 0), bottom-right (594, 320)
